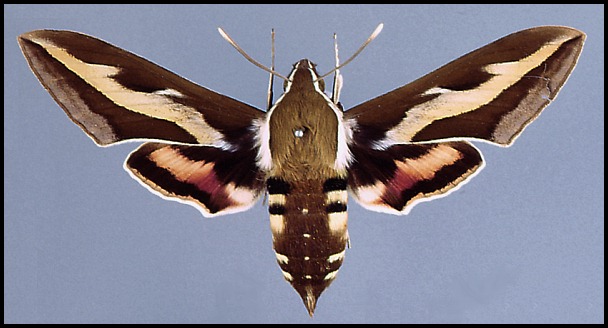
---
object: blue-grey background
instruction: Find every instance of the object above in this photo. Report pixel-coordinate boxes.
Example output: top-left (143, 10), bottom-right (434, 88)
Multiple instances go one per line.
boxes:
top-left (4, 4), bottom-right (604, 323)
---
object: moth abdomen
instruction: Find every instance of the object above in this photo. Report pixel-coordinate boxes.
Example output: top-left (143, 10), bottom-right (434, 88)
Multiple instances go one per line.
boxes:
top-left (267, 177), bottom-right (348, 316)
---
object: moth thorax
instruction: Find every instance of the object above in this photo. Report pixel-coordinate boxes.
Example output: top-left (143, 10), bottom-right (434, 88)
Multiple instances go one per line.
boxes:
top-left (267, 63), bottom-right (342, 180)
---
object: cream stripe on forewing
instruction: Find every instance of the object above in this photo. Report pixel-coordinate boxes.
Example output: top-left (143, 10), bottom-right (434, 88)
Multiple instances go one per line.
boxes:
top-left (31, 36), bottom-right (225, 146)
top-left (385, 35), bottom-right (570, 144)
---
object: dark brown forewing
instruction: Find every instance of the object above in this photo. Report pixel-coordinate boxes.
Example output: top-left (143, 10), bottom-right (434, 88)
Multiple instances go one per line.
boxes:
top-left (18, 30), bottom-right (264, 147)
top-left (345, 26), bottom-right (585, 147)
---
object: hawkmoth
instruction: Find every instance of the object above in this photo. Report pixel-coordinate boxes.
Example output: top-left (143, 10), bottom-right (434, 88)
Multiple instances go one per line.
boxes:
top-left (18, 24), bottom-right (585, 316)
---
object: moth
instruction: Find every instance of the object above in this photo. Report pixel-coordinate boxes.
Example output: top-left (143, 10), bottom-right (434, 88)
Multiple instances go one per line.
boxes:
top-left (18, 24), bottom-right (585, 316)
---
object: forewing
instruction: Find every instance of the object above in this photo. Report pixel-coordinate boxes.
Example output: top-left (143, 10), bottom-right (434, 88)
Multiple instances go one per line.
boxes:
top-left (18, 29), bottom-right (264, 147)
top-left (345, 26), bottom-right (585, 147)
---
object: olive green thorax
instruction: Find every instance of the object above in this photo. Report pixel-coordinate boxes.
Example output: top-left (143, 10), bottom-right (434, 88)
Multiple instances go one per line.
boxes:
top-left (268, 60), bottom-right (340, 181)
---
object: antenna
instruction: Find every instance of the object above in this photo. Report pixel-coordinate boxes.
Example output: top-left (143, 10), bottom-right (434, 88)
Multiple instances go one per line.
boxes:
top-left (316, 23), bottom-right (384, 82)
top-left (331, 32), bottom-right (343, 104)
top-left (267, 28), bottom-right (275, 109)
top-left (218, 27), bottom-right (288, 82)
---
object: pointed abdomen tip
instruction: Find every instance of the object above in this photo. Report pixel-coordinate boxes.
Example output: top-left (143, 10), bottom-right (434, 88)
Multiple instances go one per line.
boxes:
top-left (304, 292), bottom-right (317, 317)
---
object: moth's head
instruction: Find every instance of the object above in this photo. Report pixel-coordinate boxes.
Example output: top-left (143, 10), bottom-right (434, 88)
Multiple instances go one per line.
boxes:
top-left (285, 59), bottom-right (325, 92)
